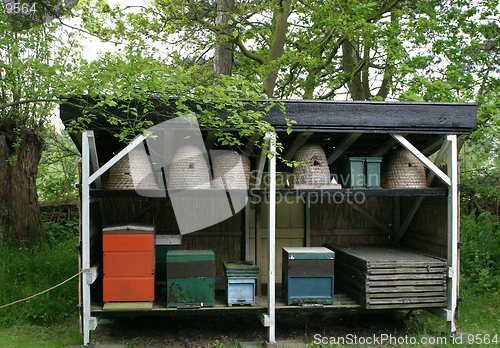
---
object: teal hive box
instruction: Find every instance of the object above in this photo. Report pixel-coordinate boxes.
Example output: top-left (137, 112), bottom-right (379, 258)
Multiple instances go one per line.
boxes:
top-left (338, 157), bottom-right (366, 188)
top-left (365, 157), bottom-right (382, 188)
top-left (166, 250), bottom-right (215, 308)
top-left (282, 247), bottom-right (335, 305)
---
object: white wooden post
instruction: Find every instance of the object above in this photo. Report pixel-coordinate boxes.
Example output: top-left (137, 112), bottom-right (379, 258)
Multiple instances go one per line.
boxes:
top-left (447, 135), bottom-right (459, 334)
top-left (81, 132), bottom-right (91, 346)
top-left (267, 132), bottom-right (277, 343)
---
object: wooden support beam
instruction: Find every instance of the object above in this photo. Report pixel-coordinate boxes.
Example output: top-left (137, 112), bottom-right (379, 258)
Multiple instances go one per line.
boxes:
top-left (89, 135), bottom-right (146, 184)
top-left (283, 132), bottom-right (314, 160)
top-left (327, 133), bottom-right (362, 164)
top-left (394, 139), bottom-right (450, 244)
top-left (304, 194), bottom-right (311, 247)
top-left (390, 134), bottom-right (451, 186)
top-left (244, 202), bottom-right (250, 261)
top-left (348, 203), bottom-right (392, 236)
top-left (242, 133), bottom-right (262, 156)
top-left (255, 204), bottom-right (262, 296)
top-left (267, 132), bottom-right (276, 344)
top-left (253, 140), bottom-right (270, 189)
top-left (87, 132), bottom-right (102, 188)
top-left (370, 134), bottom-right (407, 157)
top-left (392, 197), bottom-right (400, 240)
top-left (422, 135), bottom-right (445, 156)
top-left (446, 134), bottom-right (459, 334)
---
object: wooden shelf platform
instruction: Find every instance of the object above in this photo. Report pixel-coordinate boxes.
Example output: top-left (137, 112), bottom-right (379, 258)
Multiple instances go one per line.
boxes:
top-left (89, 187), bottom-right (448, 198)
top-left (91, 293), bottom-right (360, 314)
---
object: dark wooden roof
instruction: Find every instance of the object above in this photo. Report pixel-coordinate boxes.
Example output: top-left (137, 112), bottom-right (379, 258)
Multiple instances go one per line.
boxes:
top-left (59, 98), bottom-right (476, 170)
top-left (60, 98), bottom-right (476, 134)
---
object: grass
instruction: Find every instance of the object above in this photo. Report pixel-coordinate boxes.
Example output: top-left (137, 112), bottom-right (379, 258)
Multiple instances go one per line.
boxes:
top-left (0, 221), bottom-right (79, 326)
top-left (0, 321), bottom-right (81, 348)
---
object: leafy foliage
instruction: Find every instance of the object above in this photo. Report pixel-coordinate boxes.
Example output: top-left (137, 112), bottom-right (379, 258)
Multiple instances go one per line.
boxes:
top-left (460, 213), bottom-right (500, 293)
top-left (37, 128), bottom-right (79, 202)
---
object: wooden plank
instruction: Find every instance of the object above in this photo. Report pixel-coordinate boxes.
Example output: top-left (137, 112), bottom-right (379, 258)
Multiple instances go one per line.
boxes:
top-left (338, 261), bottom-right (445, 278)
top-left (368, 279), bottom-right (445, 286)
top-left (103, 302), bottom-right (153, 311)
top-left (262, 100), bottom-right (477, 134)
top-left (367, 297), bottom-right (447, 305)
top-left (370, 136), bottom-right (401, 157)
top-left (366, 267), bottom-right (446, 275)
top-left (332, 245), bottom-right (446, 264)
top-left (364, 285), bottom-right (446, 293)
top-left (368, 292), bottom-right (446, 299)
top-left (61, 100), bottom-right (478, 136)
top-left (366, 273), bottom-right (446, 281)
top-left (422, 135), bottom-right (445, 156)
top-left (327, 133), bottom-right (362, 164)
top-left (366, 302), bottom-right (446, 309)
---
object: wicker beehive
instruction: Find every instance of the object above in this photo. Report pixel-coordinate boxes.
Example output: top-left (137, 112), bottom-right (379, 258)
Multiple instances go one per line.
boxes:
top-left (168, 145), bottom-right (211, 190)
top-left (212, 152), bottom-right (250, 190)
top-left (293, 144), bottom-right (331, 185)
top-left (382, 149), bottom-right (427, 188)
top-left (106, 146), bottom-right (159, 190)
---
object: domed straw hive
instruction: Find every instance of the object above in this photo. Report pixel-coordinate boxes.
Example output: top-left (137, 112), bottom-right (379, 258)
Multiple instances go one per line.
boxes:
top-left (168, 145), bottom-right (211, 190)
top-left (382, 148), bottom-right (427, 188)
top-left (293, 144), bottom-right (331, 186)
top-left (212, 151), bottom-right (250, 190)
top-left (106, 145), bottom-right (159, 190)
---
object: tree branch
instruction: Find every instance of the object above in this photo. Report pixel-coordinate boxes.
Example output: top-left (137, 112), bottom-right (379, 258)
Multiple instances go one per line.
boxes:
top-left (231, 37), bottom-right (266, 64)
top-left (0, 98), bottom-right (59, 111)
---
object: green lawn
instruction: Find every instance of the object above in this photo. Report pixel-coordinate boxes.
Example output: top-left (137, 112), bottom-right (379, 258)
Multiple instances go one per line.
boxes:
top-left (0, 321), bottom-right (81, 348)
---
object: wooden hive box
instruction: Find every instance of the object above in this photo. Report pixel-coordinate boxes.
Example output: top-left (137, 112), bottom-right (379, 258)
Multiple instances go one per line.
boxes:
top-left (166, 250), bottom-right (215, 308)
top-left (102, 225), bottom-right (155, 302)
top-left (282, 247), bottom-right (335, 305)
top-left (329, 245), bottom-right (447, 309)
top-left (224, 261), bottom-right (259, 306)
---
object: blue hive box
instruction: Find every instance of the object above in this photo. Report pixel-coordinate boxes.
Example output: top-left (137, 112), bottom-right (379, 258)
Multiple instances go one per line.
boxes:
top-left (282, 247), bottom-right (335, 305)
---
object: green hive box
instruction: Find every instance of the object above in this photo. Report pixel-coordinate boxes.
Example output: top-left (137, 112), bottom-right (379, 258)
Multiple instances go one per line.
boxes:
top-left (338, 157), bottom-right (366, 188)
top-left (282, 247), bottom-right (335, 305)
top-left (166, 250), bottom-right (215, 307)
top-left (365, 157), bottom-right (382, 188)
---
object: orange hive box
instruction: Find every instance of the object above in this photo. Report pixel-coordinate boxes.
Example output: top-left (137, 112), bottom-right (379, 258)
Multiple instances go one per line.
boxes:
top-left (102, 225), bottom-right (155, 302)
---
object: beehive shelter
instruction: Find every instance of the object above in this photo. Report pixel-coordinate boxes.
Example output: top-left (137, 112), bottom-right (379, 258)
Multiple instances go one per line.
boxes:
top-left (60, 99), bottom-right (476, 346)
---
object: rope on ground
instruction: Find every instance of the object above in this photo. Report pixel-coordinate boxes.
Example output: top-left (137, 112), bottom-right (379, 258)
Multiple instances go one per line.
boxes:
top-left (0, 270), bottom-right (83, 309)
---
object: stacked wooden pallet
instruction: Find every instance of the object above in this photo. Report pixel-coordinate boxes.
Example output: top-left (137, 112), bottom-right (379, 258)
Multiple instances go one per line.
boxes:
top-left (328, 245), bottom-right (447, 309)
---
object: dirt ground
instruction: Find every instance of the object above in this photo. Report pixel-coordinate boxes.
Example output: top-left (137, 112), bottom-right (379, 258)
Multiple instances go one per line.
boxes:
top-left (91, 309), bottom-right (420, 347)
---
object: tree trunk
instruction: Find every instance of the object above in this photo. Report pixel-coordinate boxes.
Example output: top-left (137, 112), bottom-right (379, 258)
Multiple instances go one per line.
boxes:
top-left (263, 0), bottom-right (292, 97)
top-left (214, 0), bottom-right (235, 75)
top-left (342, 40), bottom-right (365, 100)
top-left (0, 123), bottom-right (45, 246)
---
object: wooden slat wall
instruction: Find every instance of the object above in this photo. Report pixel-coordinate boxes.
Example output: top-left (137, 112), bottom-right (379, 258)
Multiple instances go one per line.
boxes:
top-left (310, 197), bottom-right (392, 247)
top-left (400, 197), bottom-right (447, 258)
top-left (250, 201), bottom-right (305, 284)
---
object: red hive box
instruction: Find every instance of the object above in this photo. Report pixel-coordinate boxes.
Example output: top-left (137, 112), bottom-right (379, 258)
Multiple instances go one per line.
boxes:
top-left (103, 225), bottom-right (155, 302)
